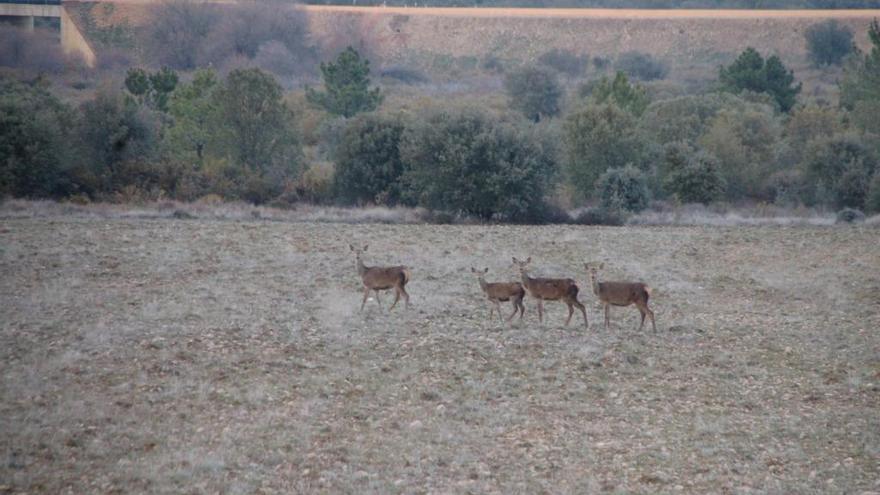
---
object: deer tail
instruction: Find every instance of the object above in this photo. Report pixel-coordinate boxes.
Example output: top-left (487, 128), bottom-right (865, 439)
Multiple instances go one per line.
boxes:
top-left (644, 285), bottom-right (652, 297)
top-left (402, 267), bottom-right (411, 285)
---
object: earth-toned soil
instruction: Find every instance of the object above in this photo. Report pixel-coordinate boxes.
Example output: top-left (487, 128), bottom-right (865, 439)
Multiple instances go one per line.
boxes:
top-left (1, 215), bottom-right (878, 493)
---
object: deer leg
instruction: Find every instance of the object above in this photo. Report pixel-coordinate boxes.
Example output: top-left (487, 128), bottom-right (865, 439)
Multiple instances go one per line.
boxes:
top-left (518, 298), bottom-right (525, 320)
top-left (506, 300), bottom-right (519, 322)
top-left (401, 285), bottom-right (410, 309)
top-left (565, 302), bottom-right (574, 326)
top-left (361, 287), bottom-right (371, 312)
top-left (637, 302), bottom-right (656, 332)
top-left (574, 299), bottom-right (588, 329)
top-left (389, 287), bottom-right (401, 311)
top-left (604, 304), bottom-right (610, 330)
top-left (494, 300), bottom-right (504, 322)
top-left (375, 289), bottom-right (383, 308)
top-left (487, 301), bottom-right (494, 321)
top-left (537, 299), bottom-right (544, 323)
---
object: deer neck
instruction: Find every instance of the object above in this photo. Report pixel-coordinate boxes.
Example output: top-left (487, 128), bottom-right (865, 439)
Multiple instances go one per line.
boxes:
top-left (590, 272), bottom-right (601, 296)
top-left (356, 257), bottom-right (368, 277)
top-left (520, 270), bottom-right (534, 290)
top-left (478, 276), bottom-right (489, 293)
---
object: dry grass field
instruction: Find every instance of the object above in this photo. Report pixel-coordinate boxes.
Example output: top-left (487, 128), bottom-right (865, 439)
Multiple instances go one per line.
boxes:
top-left (1, 208), bottom-right (878, 493)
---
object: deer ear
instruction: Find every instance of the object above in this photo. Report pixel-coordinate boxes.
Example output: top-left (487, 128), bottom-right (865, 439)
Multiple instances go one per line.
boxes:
top-left (512, 257), bottom-right (518, 264)
top-left (526, 256), bottom-right (532, 263)
top-left (470, 267), bottom-right (476, 273)
top-left (349, 244), bottom-right (355, 251)
top-left (363, 245), bottom-right (369, 251)
top-left (484, 268), bottom-right (489, 273)
top-left (599, 262), bottom-right (604, 269)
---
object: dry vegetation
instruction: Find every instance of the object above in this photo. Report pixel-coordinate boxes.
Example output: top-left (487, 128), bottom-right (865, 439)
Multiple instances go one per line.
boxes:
top-left (1, 206), bottom-right (878, 493)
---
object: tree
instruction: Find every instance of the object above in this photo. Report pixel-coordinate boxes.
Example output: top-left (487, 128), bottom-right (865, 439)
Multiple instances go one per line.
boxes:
top-left (661, 147), bottom-right (726, 204)
top-left (212, 68), bottom-right (301, 181)
top-left (306, 47), bottom-right (383, 118)
top-left (615, 51), bottom-right (668, 81)
top-left (805, 20), bottom-right (855, 66)
top-left (590, 71), bottom-right (651, 116)
top-left (334, 113), bottom-right (407, 206)
top-left (801, 132), bottom-right (878, 209)
top-left (840, 20), bottom-right (880, 134)
top-left (719, 47), bottom-right (802, 112)
top-left (504, 65), bottom-right (563, 122)
top-left (167, 69), bottom-right (219, 162)
top-left (596, 165), bottom-right (650, 212)
top-left (0, 79), bottom-right (76, 198)
top-left (401, 109), bottom-right (555, 221)
top-left (563, 103), bottom-right (643, 199)
top-left (124, 66), bottom-right (178, 112)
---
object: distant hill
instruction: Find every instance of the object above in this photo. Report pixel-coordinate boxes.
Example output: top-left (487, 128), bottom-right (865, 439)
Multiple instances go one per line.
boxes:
top-left (304, 0), bottom-right (880, 8)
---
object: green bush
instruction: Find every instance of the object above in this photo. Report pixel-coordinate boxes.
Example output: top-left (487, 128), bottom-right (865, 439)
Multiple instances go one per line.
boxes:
top-left (801, 133), bottom-right (878, 209)
top-left (573, 207), bottom-right (627, 226)
top-left (589, 71), bottom-right (650, 116)
top-left (333, 113), bottom-right (407, 206)
top-left (400, 108), bottom-right (556, 222)
top-left (615, 52), bottom-right (667, 81)
top-left (663, 151), bottom-right (726, 205)
top-left (537, 48), bottom-right (590, 77)
top-left (835, 207), bottom-right (866, 224)
top-left (718, 47), bottom-right (801, 112)
top-left (306, 47), bottom-right (383, 118)
top-left (866, 173), bottom-right (880, 213)
top-left (504, 65), bottom-right (563, 122)
top-left (563, 103), bottom-right (644, 199)
top-left (765, 169), bottom-right (805, 206)
top-left (596, 165), bottom-right (649, 212)
top-left (805, 20), bottom-right (854, 66)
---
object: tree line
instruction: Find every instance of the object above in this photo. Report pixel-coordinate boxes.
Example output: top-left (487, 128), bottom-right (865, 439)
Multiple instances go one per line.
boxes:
top-left (2, 21), bottom-right (880, 222)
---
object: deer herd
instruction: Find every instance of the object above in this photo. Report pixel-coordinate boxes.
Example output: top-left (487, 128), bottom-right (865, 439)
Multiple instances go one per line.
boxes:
top-left (350, 244), bottom-right (657, 332)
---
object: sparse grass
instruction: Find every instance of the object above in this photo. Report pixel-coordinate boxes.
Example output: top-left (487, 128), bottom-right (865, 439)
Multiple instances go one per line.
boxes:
top-left (1, 208), bottom-right (878, 493)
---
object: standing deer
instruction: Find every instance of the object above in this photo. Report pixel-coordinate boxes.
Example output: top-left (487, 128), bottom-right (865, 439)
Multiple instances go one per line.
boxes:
top-left (470, 267), bottom-right (525, 323)
top-left (585, 262), bottom-right (656, 332)
top-left (350, 244), bottom-right (411, 312)
top-left (512, 257), bottom-right (588, 328)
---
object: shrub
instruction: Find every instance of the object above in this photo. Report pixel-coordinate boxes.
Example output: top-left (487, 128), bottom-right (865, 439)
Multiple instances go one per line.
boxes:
top-left (146, 0), bottom-right (220, 69)
top-left (765, 169), bottom-right (805, 206)
top-left (805, 20), bottom-right (854, 66)
top-left (615, 52), bottom-right (668, 81)
top-left (663, 151), bottom-right (726, 205)
top-left (563, 103), bottom-right (644, 199)
top-left (801, 133), bottom-right (878, 209)
top-left (306, 47), bottom-right (383, 118)
top-left (504, 65), bottom-right (563, 122)
top-left (537, 48), bottom-right (590, 77)
top-left (596, 165), bottom-right (649, 212)
top-left (835, 207), bottom-right (866, 224)
top-left (296, 162), bottom-right (335, 204)
top-left (639, 92), bottom-right (764, 145)
top-left (333, 113), bottom-right (407, 206)
top-left (573, 207), bottom-right (627, 226)
top-left (400, 108), bottom-right (556, 222)
top-left (589, 71), bottom-right (650, 116)
top-left (379, 66), bottom-right (427, 84)
top-left (866, 173), bottom-right (880, 213)
top-left (718, 47), bottom-right (801, 112)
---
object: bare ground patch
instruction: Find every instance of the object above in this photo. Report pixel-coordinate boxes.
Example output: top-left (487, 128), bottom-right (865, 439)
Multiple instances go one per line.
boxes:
top-left (1, 217), bottom-right (878, 493)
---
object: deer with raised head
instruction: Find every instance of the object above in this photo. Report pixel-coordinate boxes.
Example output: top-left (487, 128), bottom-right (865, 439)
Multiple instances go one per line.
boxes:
top-left (584, 262), bottom-right (656, 332)
top-left (512, 257), bottom-right (588, 328)
top-left (470, 267), bottom-right (525, 323)
top-left (350, 244), bottom-right (411, 312)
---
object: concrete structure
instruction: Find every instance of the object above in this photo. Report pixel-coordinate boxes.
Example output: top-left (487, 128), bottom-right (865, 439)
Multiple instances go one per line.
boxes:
top-left (0, 0), bottom-right (96, 67)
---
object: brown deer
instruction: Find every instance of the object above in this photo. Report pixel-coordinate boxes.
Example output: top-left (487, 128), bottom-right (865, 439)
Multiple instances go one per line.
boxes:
top-left (584, 262), bottom-right (656, 332)
top-left (470, 267), bottom-right (525, 323)
top-left (350, 244), bottom-right (411, 312)
top-left (512, 257), bottom-right (588, 328)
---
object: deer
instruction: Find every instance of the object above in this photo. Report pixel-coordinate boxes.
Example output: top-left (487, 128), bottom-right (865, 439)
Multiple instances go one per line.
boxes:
top-left (470, 267), bottom-right (525, 323)
top-left (584, 262), bottom-right (656, 332)
top-left (512, 257), bottom-right (588, 328)
top-left (349, 244), bottom-right (411, 312)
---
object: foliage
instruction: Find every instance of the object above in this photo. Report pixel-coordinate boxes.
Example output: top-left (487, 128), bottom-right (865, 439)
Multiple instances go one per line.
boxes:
top-left (615, 52), bottom-right (668, 81)
top-left (146, 0), bottom-right (220, 69)
top-left (596, 165), bottom-right (649, 212)
top-left (0, 78), bottom-right (76, 198)
top-left (661, 145), bottom-right (726, 204)
top-left (400, 109), bottom-right (556, 221)
top-left (804, 20), bottom-right (854, 66)
top-left (125, 67), bottom-right (178, 111)
top-left (563, 103), bottom-right (643, 199)
top-left (333, 113), bottom-right (408, 206)
top-left (719, 47), bottom-right (802, 112)
top-left (801, 132), bottom-right (878, 209)
top-left (503, 65), bottom-right (563, 122)
top-left (835, 207), bottom-right (866, 223)
top-left (76, 88), bottom-right (160, 195)
top-left (699, 105), bottom-right (783, 200)
top-left (639, 93), bottom-right (761, 145)
top-left (537, 48), bottom-right (590, 77)
top-left (573, 207), bottom-right (626, 226)
top-left (840, 20), bottom-right (880, 133)
top-left (212, 69), bottom-right (302, 186)
top-left (166, 69), bottom-right (219, 162)
top-left (590, 71), bottom-right (651, 116)
top-left (307, 47), bottom-right (383, 118)
top-left (866, 172), bottom-right (880, 213)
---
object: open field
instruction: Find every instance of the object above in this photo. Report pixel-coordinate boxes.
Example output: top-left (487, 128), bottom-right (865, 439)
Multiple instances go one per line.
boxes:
top-left (1, 213), bottom-right (878, 493)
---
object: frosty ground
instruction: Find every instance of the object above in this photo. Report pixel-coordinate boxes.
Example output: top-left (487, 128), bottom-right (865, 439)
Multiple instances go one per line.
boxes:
top-left (1, 216), bottom-right (878, 493)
